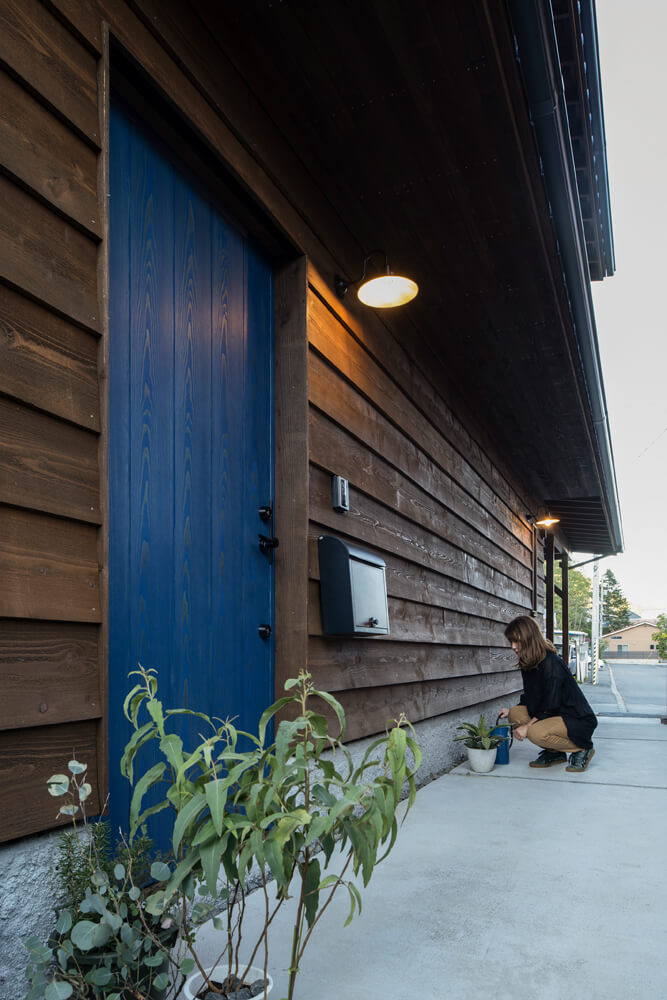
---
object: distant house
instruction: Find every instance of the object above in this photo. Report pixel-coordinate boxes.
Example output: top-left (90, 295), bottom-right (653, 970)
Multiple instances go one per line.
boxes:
top-left (602, 621), bottom-right (658, 659)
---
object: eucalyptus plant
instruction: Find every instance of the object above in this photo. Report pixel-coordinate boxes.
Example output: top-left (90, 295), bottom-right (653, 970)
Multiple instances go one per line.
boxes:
top-left (24, 760), bottom-right (185, 1000)
top-left (122, 666), bottom-right (422, 1000)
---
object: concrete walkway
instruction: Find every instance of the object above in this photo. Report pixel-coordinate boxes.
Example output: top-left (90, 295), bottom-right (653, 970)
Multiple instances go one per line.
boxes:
top-left (191, 713), bottom-right (667, 1000)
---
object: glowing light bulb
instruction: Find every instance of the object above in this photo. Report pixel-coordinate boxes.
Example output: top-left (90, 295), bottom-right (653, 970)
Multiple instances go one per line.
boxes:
top-left (357, 274), bottom-right (419, 308)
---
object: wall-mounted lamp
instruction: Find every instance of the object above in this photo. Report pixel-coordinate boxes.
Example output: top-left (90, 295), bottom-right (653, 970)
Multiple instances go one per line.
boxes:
top-left (335, 250), bottom-right (418, 309)
top-left (527, 507), bottom-right (560, 529)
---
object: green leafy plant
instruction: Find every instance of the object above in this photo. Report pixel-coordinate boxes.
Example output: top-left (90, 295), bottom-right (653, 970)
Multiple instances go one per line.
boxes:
top-left (51, 813), bottom-right (112, 914)
top-left (24, 760), bottom-right (186, 1000)
top-left (52, 817), bottom-right (158, 915)
top-left (453, 714), bottom-right (506, 750)
top-left (122, 666), bottom-right (422, 1000)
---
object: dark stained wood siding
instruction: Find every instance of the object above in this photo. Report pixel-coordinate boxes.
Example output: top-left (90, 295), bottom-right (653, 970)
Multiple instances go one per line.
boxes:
top-left (0, 0), bottom-right (544, 837)
top-left (0, 0), bottom-right (102, 841)
top-left (0, 720), bottom-right (101, 842)
top-left (306, 283), bottom-right (527, 740)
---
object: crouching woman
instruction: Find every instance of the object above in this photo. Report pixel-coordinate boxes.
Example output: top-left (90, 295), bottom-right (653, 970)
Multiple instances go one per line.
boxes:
top-left (499, 615), bottom-right (597, 772)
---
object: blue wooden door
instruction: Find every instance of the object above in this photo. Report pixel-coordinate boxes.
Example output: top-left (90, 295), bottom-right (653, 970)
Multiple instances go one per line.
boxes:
top-left (108, 103), bottom-right (274, 841)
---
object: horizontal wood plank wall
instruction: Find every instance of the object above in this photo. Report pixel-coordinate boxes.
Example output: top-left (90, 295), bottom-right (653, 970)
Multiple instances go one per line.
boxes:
top-left (0, 0), bottom-right (541, 836)
top-left (307, 286), bottom-right (526, 741)
top-left (0, 720), bottom-right (101, 842)
top-left (0, 0), bottom-right (102, 841)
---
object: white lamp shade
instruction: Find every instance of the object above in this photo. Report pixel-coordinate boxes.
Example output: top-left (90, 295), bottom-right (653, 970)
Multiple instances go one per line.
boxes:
top-left (357, 274), bottom-right (418, 308)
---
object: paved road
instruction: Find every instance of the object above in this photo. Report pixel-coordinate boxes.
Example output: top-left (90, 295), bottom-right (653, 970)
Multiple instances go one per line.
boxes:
top-left (582, 660), bottom-right (667, 717)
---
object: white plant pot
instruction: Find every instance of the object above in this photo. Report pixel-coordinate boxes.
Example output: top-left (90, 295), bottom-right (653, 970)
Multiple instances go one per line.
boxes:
top-left (184, 963), bottom-right (274, 1000)
top-left (467, 746), bottom-right (497, 773)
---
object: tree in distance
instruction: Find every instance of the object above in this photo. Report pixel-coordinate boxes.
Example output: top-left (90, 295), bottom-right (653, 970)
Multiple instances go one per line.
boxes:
top-left (554, 566), bottom-right (592, 637)
top-left (602, 569), bottom-right (632, 632)
top-left (652, 613), bottom-right (667, 661)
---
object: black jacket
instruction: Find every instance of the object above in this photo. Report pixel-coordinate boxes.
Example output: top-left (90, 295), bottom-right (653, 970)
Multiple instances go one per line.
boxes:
top-left (520, 652), bottom-right (597, 749)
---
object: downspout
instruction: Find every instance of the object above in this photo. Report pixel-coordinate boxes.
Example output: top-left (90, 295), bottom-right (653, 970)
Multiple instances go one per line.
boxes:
top-left (506, 0), bottom-right (623, 553)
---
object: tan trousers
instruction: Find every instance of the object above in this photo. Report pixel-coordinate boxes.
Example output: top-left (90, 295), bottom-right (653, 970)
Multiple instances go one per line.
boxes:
top-left (508, 706), bottom-right (583, 753)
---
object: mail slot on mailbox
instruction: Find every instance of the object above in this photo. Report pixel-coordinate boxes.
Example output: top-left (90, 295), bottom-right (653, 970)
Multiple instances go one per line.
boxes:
top-left (317, 535), bottom-right (389, 636)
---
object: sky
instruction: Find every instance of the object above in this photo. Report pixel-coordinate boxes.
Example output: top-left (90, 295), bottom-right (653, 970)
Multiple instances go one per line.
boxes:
top-left (571, 0), bottom-right (667, 617)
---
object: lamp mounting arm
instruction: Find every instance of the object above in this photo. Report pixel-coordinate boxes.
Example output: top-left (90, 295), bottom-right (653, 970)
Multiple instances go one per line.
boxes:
top-left (335, 249), bottom-right (389, 299)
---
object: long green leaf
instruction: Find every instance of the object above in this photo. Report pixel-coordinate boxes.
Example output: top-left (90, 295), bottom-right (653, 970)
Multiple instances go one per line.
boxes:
top-left (258, 696), bottom-right (294, 746)
top-left (205, 780), bottom-right (228, 836)
top-left (159, 733), bottom-right (184, 772)
top-left (312, 689), bottom-right (346, 738)
top-left (134, 797), bottom-right (170, 831)
top-left (346, 821), bottom-right (374, 886)
top-left (376, 815), bottom-right (398, 864)
top-left (122, 683), bottom-right (144, 725)
top-left (129, 761), bottom-right (166, 837)
top-left (192, 818), bottom-right (216, 846)
top-left (343, 882), bottom-right (357, 927)
top-left (322, 796), bottom-right (355, 834)
top-left (276, 719), bottom-right (305, 765)
top-left (172, 792), bottom-right (207, 853)
top-left (303, 814), bottom-right (328, 847)
top-left (303, 856), bottom-right (321, 928)
top-left (162, 850), bottom-right (201, 904)
top-left (406, 734), bottom-right (422, 777)
top-left (311, 785), bottom-right (336, 807)
top-left (120, 721), bottom-right (156, 783)
top-left (307, 712), bottom-right (328, 738)
top-left (146, 697), bottom-right (165, 736)
top-left (262, 835), bottom-right (287, 886)
top-left (199, 836), bottom-right (226, 895)
top-left (174, 747), bottom-right (206, 789)
top-left (347, 881), bottom-right (363, 924)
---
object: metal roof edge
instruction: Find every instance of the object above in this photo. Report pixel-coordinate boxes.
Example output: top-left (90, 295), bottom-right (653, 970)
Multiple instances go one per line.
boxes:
top-left (506, 0), bottom-right (624, 555)
top-left (579, 0), bottom-right (615, 276)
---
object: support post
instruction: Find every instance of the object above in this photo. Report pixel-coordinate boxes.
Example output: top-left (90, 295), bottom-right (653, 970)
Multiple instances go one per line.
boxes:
top-left (531, 524), bottom-right (539, 615)
top-left (591, 560), bottom-right (600, 684)
top-left (545, 532), bottom-right (555, 642)
top-left (561, 549), bottom-right (569, 666)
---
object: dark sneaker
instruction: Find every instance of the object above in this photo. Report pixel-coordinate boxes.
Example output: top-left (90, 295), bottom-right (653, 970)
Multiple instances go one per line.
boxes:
top-left (566, 747), bottom-right (595, 772)
top-left (529, 749), bottom-right (567, 768)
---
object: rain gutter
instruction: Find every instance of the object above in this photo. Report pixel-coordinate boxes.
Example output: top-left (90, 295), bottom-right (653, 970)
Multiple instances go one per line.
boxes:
top-left (506, 0), bottom-right (623, 553)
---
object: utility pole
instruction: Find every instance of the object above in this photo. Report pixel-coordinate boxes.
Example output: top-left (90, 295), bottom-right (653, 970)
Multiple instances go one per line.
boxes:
top-left (591, 560), bottom-right (600, 684)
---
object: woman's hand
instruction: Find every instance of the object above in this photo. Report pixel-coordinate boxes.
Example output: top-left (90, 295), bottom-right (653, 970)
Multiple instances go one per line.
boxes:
top-left (498, 707), bottom-right (509, 719)
top-left (514, 724), bottom-right (529, 741)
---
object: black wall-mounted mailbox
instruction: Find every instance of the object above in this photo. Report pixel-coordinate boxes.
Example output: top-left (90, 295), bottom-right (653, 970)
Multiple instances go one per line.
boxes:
top-left (317, 535), bottom-right (389, 636)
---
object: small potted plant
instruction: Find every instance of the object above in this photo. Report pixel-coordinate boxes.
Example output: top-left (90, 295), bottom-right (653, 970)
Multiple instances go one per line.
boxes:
top-left (454, 713), bottom-right (507, 773)
top-left (24, 760), bottom-right (187, 1000)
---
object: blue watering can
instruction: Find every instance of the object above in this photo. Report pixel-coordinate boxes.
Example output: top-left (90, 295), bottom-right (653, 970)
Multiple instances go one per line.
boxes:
top-left (492, 714), bottom-right (513, 765)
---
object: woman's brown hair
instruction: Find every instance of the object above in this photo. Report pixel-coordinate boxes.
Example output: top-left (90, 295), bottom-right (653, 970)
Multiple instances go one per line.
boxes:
top-left (504, 615), bottom-right (557, 669)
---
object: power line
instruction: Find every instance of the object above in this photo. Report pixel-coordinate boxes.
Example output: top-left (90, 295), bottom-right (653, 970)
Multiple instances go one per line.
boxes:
top-left (635, 424), bottom-right (667, 462)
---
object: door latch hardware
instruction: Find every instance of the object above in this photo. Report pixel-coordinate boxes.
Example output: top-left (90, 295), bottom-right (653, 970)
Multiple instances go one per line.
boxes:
top-left (258, 533), bottom-right (279, 558)
top-left (258, 505), bottom-right (273, 522)
top-left (258, 623), bottom-right (272, 639)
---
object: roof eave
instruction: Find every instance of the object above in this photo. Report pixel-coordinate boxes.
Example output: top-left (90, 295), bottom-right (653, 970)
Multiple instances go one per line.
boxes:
top-left (579, 0), bottom-right (615, 277)
top-left (507, 0), bottom-right (623, 555)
